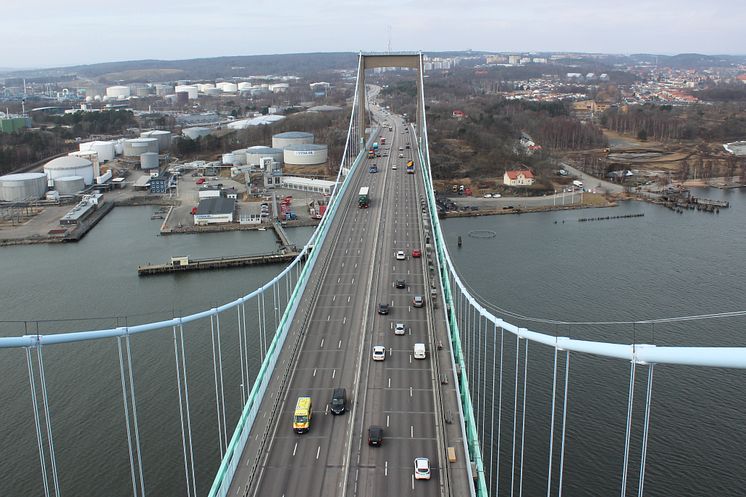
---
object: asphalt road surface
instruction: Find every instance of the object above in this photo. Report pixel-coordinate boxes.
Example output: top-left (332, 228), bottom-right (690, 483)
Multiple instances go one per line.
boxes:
top-left (229, 111), bottom-right (444, 497)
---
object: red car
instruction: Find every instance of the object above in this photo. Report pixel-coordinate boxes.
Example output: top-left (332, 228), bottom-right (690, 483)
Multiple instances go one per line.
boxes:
top-left (195, 178), bottom-right (205, 185)
top-left (411, 249), bottom-right (422, 258)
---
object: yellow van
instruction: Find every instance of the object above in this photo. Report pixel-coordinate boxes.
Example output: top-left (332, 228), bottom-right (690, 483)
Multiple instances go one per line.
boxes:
top-left (293, 397), bottom-right (312, 434)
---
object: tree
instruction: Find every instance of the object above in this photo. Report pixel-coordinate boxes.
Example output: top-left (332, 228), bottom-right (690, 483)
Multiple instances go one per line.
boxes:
top-left (637, 129), bottom-right (648, 141)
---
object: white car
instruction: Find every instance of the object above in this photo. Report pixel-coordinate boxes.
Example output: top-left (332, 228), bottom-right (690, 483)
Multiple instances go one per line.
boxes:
top-left (493, 193), bottom-right (502, 198)
top-left (395, 250), bottom-right (406, 260)
top-left (395, 323), bottom-right (406, 335)
top-left (392, 164), bottom-right (397, 170)
top-left (372, 345), bottom-right (386, 361)
top-left (398, 153), bottom-right (404, 158)
top-left (483, 193), bottom-right (492, 198)
top-left (414, 457), bottom-right (431, 480)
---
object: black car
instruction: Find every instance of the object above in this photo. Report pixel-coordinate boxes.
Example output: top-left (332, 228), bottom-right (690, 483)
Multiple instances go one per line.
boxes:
top-left (378, 303), bottom-right (389, 315)
top-left (368, 425), bottom-right (384, 446)
top-left (395, 279), bottom-right (406, 289)
top-left (330, 387), bottom-right (346, 415)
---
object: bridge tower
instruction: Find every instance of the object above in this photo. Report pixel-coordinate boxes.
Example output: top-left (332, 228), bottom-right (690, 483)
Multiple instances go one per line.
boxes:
top-left (357, 52), bottom-right (424, 145)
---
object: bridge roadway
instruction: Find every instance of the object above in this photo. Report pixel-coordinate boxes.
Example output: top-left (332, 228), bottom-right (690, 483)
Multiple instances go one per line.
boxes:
top-left (228, 110), bottom-right (471, 497)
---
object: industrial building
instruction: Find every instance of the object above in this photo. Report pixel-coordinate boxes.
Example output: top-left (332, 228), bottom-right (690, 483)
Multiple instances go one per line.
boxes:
top-left (245, 146), bottom-right (284, 167)
top-left (0, 116), bottom-right (32, 133)
top-left (272, 131), bottom-right (314, 149)
top-left (283, 144), bottom-right (328, 165)
top-left (149, 176), bottom-right (170, 194)
top-left (45, 156), bottom-right (95, 185)
top-left (194, 197), bottom-right (235, 225)
top-left (279, 176), bottom-right (335, 195)
top-left (174, 85), bottom-right (198, 99)
top-left (60, 200), bottom-right (96, 225)
top-left (0, 173), bottom-right (48, 202)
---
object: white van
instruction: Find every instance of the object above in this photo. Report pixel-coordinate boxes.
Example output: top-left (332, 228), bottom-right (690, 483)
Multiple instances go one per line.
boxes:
top-left (414, 343), bottom-right (426, 359)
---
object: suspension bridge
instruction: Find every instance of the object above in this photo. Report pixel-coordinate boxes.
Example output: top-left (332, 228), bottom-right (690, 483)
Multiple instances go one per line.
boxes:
top-left (1, 52), bottom-right (745, 497)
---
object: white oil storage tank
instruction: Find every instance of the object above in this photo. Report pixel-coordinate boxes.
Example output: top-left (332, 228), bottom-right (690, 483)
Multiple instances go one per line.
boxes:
top-left (204, 88), bottom-right (221, 97)
top-left (174, 85), bottom-right (198, 99)
top-left (0, 172), bottom-right (48, 202)
top-left (123, 138), bottom-right (159, 156)
top-left (222, 153), bottom-right (236, 165)
top-left (44, 156), bottom-right (94, 185)
top-left (217, 82), bottom-right (237, 93)
top-left (245, 146), bottom-right (283, 167)
top-left (140, 153), bottom-right (159, 170)
top-left (182, 127), bottom-right (211, 140)
top-left (140, 130), bottom-right (172, 152)
top-left (54, 176), bottom-right (86, 195)
top-left (80, 141), bottom-right (116, 162)
top-left (272, 131), bottom-right (314, 149)
top-left (283, 144), bottom-right (328, 165)
top-left (231, 149), bottom-right (248, 165)
top-left (106, 85), bottom-right (130, 99)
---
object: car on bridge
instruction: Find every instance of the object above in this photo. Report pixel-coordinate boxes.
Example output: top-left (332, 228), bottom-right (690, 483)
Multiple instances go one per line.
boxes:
top-left (395, 279), bottom-right (406, 289)
top-left (330, 387), bottom-right (346, 415)
top-left (378, 303), bottom-right (389, 315)
top-left (413, 295), bottom-right (424, 308)
top-left (395, 322), bottom-right (407, 335)
top-left (414, 457), bottom-right (431, 480)
top-left (368, 426), bottom-right (384, 446)
top-left (396, 250), bottom-right (406, 260)
top-left (372, 345), bottom-right (386, 361)
top-left (411, 249), bottom-right (422, 258)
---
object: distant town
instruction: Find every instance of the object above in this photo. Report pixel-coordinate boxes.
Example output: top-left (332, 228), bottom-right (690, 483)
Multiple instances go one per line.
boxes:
top-left (1, 50), bottom-right (745, 245)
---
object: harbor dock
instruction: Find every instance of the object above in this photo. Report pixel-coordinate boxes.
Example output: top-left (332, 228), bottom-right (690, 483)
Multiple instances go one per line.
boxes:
top-left (138, 251), bottom-right (299, 276)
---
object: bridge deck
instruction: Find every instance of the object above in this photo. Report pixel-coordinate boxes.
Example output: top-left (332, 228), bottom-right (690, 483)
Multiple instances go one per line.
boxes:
top-left (227, 110), bottom-right (472, 497)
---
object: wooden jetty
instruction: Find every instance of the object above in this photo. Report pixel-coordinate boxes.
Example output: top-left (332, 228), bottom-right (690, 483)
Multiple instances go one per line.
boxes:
top-left (138, 251), bottom-right (299, 276)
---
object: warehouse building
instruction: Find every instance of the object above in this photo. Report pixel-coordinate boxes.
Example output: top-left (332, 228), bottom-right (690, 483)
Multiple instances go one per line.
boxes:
top-left (194, 197), bottom-right (235, 225)
top-left (279, 176), bottom-right (336, 195)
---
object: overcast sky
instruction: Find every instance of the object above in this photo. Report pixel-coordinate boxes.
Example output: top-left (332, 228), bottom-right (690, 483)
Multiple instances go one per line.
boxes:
top-left (4, 0), bottom-right (743, 68)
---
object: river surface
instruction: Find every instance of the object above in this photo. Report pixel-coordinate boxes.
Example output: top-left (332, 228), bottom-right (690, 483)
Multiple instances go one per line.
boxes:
top-left (0, 189), bottom-right (744, 496)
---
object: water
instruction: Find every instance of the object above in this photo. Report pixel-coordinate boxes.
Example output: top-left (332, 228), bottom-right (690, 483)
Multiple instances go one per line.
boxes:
top-left (1, 190), bottom-right (745, 496)
top-left (442, 188), bottom-right (746, 496)
top-left (0, 206), bottom-right (315, 496)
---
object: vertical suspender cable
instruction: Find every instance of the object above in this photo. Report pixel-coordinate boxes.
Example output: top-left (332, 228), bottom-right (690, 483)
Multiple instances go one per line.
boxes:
top-left (475, 313), bottom-right (481, 446)
top-left (26, 347), bottom-right (50, 497)
top-left (558, 351), bottom-right (570, 497)
top-left (519, 340), bottom-right (529, 497)
top-left (242, 301), bottom-right (250, 391)
top-left (209, 315), bottom-right (224, 459)
top-left (621, 361), bottom-right (636, 497)
top-left (260, 293), bottom-right (267, 358)
top-left (117, 337), bottom-right (139, 497)
top-left (124, 334), bottom-right (145, 497)
top-left (637, 364), bottom-right (655, 497)
top-left (237, 305), bottom-right (246, 406)
top-left (257, 297), bottom-right (264, 361)
top-left (179, 324), bottom-right (198, 495)
top-left (489, 322), bottom-right (498, 497)
top-left (481, 315), bottom-right (489, 459)
top-left (37, 346), bottom-right (60, 497)
top-left (511, 335), bottom-right (520, 497)
top-left (215, 313), bottom-right (228, 449)
top-left (546, 346), bottom-right (559, 497)
top-left (172, 326), bottom-right (192, 497)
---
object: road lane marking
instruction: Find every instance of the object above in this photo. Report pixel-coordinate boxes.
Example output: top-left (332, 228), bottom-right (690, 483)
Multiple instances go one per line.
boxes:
top-left (320, 338), bottom-right (324, 348)
top-left (337, 277), bottom-right (341, 283)
top-left (354, 263), bottom-right (358, 269)
top-left (410, 354), bottom-right (412, 364)
top-left (293, 443), bottom-right (298, 456)
top-left (325, 404), bottom-right (329, 415)
top-left (316, 446), bottom-right (321, 459)
top-left (327, 315), bottom-right (331, 321)
top-left (343, 316), bottom-right (347, 324)
top-left (342, 262), bottom-right (345, 268)
top-left (338, 340), bottom-right (342, 349)
top-left (347, 296), bottom-right (351, 303)
top-left (411, 475), bottom-right (415, 489)
top-left (351, 277), bottom-right (355, 285)
top-left (388, 377), bottom-right (391, 388)
top-left (387, 415), bottom-right (390, 427)
top-left (385, 461), bottom-right (388, 476)
top-left (333, 295), bottom-right (336, 302)
top-left (410, 386), bottom-right (413, 397)
top-left (313, 368), bottom-right (317, 377)
top-left (332, 369), bottom-right (336, 379)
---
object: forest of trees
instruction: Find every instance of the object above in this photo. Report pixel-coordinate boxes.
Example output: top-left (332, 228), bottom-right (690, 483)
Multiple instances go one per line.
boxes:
top-left (0, 130), bottom-right (71, 175)
top-left (602, 104), bottom-right (746, 142)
